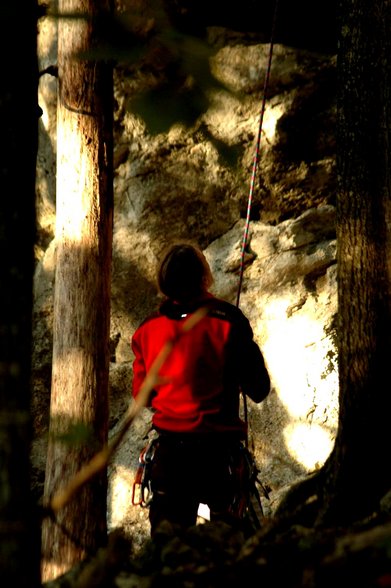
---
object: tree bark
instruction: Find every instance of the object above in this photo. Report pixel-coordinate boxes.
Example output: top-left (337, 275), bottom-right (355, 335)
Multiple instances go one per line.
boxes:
top-left (0, 3), bottom-right (41, 586)
top-left (318, 0), bottom-right (391, 524)
top-left (41, 0), bottom-right (114, 581)
top-left (273, 0), bottom-right (391, 528)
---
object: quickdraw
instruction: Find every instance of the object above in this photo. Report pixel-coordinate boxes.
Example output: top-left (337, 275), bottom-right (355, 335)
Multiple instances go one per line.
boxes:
top-left (131, 438), bottom-right (157, 507)
top-left (229, 443), bottom-right (270, 529)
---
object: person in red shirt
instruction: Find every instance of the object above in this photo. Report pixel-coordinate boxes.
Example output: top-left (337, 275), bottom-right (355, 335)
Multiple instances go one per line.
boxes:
top-left (131, 241), bottom-right (270, 537)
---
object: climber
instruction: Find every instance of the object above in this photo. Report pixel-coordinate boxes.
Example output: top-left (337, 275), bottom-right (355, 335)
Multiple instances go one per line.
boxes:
top-left (131, 241), bottom-right (270, 537)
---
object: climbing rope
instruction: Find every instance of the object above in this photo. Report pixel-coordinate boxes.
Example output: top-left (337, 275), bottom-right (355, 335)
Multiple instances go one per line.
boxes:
top-left (236, 1), bottom-right (279, 451)
top-left (236, 0), bottom-right (279, 309)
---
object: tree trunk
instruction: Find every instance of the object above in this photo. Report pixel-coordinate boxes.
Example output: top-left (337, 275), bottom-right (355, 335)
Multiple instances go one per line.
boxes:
top-left (41, 1), bottom-right (114, 581)
top-left (0, 3), bottom-right (41, 586)
top-left (318, 0), bottom-right (391, 524)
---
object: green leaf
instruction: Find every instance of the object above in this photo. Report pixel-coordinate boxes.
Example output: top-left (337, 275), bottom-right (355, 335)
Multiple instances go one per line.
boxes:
top-left (129, 81), bottom-right (210, 134)
top-left (50, 422), bottom-right (95, 448)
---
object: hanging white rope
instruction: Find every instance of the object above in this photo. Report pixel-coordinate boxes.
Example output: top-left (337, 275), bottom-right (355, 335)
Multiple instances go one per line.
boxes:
top-left (236, 0), bottom-right (279, 308)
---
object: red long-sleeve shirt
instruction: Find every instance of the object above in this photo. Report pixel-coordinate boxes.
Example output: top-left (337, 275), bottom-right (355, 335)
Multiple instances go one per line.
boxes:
top-left (131, 294), bottom-right (270, 437)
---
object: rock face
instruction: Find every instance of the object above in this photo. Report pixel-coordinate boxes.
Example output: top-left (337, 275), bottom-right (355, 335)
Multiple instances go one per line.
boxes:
top-left (34, 4), bottom-right (337, 544)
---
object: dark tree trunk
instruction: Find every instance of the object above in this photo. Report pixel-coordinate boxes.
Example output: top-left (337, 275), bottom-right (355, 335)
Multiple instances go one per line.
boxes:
top-left (273, 0), bottom-right (391, 528)
top-left (0, 3), bottom-right (41, 586)
top-left (318, 0), bottom-right (391, 524)
top-left (41, 0), bottom-right (114, 581)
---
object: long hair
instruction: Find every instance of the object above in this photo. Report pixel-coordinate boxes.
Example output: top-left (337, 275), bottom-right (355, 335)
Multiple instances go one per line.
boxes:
top-left (157, 242), bottom-right (213, 302)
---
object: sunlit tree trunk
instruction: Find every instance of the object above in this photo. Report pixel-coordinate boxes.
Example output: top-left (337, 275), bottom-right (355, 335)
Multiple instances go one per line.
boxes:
top-left (41, 0), bottom-right (114, 581)
top-left (318, 0), bottom-right (391, 524)
top-left (0, 3), bottom-right (41, 586)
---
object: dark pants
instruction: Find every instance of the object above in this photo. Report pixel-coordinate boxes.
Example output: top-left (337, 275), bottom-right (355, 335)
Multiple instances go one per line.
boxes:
top-left (148, 433), bottom-right (246, 537)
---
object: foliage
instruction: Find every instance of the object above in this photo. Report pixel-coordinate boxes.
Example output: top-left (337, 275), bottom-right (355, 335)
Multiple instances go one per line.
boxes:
top-left (127, 30), bottom-right (227, 134)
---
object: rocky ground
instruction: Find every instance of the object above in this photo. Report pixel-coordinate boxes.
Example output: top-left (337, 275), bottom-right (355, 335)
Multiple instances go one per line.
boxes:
top-left (44, 499), bottom-right (391, 588)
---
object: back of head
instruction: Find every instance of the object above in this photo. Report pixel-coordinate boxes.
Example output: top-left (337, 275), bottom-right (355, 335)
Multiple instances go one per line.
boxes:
top-left (157, 242), bottom-right (213, 303)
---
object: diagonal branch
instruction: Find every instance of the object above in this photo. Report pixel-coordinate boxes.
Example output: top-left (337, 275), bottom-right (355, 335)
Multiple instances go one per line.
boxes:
top-left (46, 305), bottom-right (209, 515)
